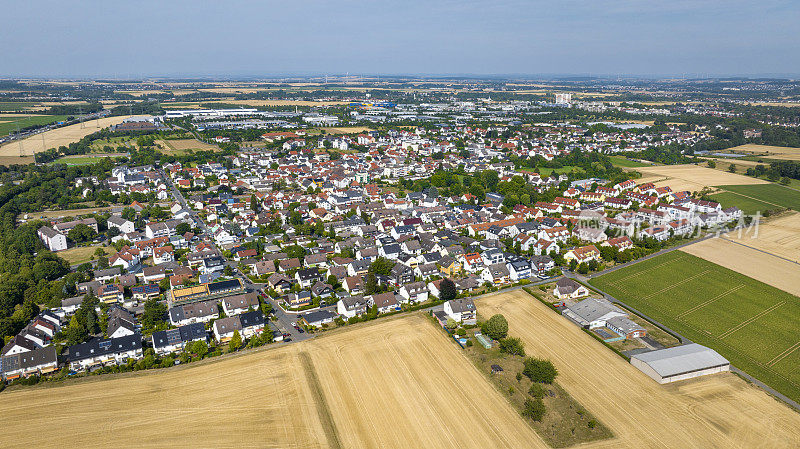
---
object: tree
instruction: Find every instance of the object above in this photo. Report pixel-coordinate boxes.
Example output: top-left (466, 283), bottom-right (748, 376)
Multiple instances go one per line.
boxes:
top-left (175, 222), bottom-right (191, 235)
top-left (439, 278), bottom-right (457, 301)
top-left (364, 272), bottom-right (379, 295)
top-left (67, 223), bottom-right (96, 243)
top-left (190, 340), bottom-right (208, 358)
top-left (728, 164), bottom-right (737, 173)
top-left (482, 314), bottom-right (508, 340)
top-left (223, 265), bottom-right (234, 276)
top-left (369, 257), bottom-right (394, 276)
top-left (250, 194), bottom-right (260, 213)
top-left (228, 330), bottom-right (243, 352)
top-left (141, 297), bottom-right (167, 330)
top-left (522, 398), bottom-right (546, 422)
top-left (499, 337), bottom-right (526, 356)
top-left (522, 357), bottom-right (558, 384)
top-left (707, 160), bottom-right (716, 169)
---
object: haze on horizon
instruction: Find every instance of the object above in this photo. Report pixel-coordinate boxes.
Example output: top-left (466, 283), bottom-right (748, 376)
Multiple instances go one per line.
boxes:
top-left (2, 0), bottom-right (799, 78)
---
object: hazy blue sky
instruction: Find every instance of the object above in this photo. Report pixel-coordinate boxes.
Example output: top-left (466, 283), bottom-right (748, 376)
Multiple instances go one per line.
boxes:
top-left (2, 0), bottom-right (799, 78)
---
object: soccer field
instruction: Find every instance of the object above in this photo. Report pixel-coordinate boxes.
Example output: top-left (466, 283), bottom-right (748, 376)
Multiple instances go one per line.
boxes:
top-left (591, 251), bottom-right (800, 404)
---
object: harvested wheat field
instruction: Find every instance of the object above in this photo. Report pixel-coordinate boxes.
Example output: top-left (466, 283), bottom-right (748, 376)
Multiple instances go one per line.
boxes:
top-left (0, 348), bottom-right (329, 449)
top-left (0, 314), bottom-right (546, 449)
top-left (154, 139), bottom-right (220, 155)
top-left (301, 314), bottom-right (544, 449)
top-left (727, 144), bottom-right (800, 161)
top-left (478, 290), bottom-right (800, 448)
top-left (635, 164), bottom-right (768, 191)
top-left (680, 213), bottom-right (800, 295)
top-left (0, 116), bottom-right (132, 157)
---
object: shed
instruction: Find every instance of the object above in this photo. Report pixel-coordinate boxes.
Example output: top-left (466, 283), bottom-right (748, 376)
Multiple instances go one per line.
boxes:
top-left (630, 343), bottom-right (729, 384)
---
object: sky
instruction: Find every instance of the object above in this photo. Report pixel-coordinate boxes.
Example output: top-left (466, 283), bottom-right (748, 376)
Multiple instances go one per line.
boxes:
top-left (1, 0), bottom-right (799, 78)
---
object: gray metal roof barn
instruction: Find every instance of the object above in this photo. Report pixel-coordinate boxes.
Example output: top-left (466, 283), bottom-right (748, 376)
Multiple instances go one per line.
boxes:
top-left (631, 343), bottom-right (730, 384)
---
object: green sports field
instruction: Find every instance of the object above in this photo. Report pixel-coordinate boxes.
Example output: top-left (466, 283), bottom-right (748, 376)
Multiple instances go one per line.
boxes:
top-left (716, 184), bottom-right (800, 211)
top-left (591, 251), bottom-right (800, 403)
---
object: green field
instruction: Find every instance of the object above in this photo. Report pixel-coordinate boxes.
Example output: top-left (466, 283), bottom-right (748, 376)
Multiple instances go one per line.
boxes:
top-left (522, 165), bottom-right (580, 176)
top-left (708, 191), bottom-right (779, 214)
top-left (0, 102), bottom-right (37, 111)
top-left (716, 184), bottom-right (800, 211)
top-left (591, 251), bottom-right (800, 404)
top-left (47, 156), bottom-right (106, 166)
top-left (0, 115), bottom-right (70, 137)
top-left (608, 156), bottom-right (651, 168)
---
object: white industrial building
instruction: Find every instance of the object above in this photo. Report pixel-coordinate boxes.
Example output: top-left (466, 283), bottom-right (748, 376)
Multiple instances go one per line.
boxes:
top-left (630, 343), bottom-right (730, 384)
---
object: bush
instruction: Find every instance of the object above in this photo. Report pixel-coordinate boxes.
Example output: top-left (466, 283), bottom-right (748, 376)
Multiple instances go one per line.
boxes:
top-left (481, 314), bottom-right (508, 340)
top-left (522, 357), bottom-right (558, 384)
top-left (498, 337), bottom-right (526, 357)
top-left (528, 383), bottom-right (546, 399)
top-left (522, 398), bottom-right (546, 422)
top-left (455, 327), bottom-right (466, 337)
top-left (588, 419), bottom-right (597, 429)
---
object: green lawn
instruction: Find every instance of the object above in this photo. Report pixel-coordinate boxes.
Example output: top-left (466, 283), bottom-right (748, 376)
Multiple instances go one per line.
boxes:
top-left (591, 251), bottom-right (800, 404)
top-left (48, 156), bottom-right (105, 166)
top-left (708, 191), bottom-right (779, 215)
top-left (716, 184), bottom-right (800, 211)
top-left (608, 156), bottom-right (651, 168)
top-left (522, 166), bottom-right (580, 176)
top-left (0, 115), bottom-right (70, 137)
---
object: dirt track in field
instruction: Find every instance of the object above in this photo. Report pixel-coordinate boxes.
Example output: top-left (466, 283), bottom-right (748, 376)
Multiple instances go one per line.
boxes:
top-left (478, 290), bottom-right (800, 448)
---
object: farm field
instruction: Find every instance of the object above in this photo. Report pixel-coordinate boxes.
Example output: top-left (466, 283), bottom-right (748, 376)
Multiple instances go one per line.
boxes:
top-left (47, 155), bottom-right (112, 166)
top-left (708, 191), bottom-right (779, 214)
top-left (0, 102), bottom-right (37, 111)
top-left (590, 251), bottom-right (800, 405)
top-left (0, 115), bottom-right (70, 137)
top-left (203, 99), bottom-right (350, 107)
top-left (0, 346), bottom-right (329, 449)
top-left (479, 289), bottom-right (800, 447)
top-left (155, 138), bottom-right (219, 154)
top-left (635, 164), bottom-right (768, 192)
top-left (682, 237), bottom-right (800, 296)
top-left (726, 144), bottom-right (800, 161)
top-left (716, 184), bottom-right (800, 211)
top-left (608, 156), bottom-right (651, 168)
top-left (0, 116), bottom-right (132, 157)
top-left (0, 314), bottom-right (545, 449)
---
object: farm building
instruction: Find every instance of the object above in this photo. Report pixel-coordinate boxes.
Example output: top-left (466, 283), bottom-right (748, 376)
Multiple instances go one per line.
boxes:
top-left (630, 343), bottom-right (729, 384)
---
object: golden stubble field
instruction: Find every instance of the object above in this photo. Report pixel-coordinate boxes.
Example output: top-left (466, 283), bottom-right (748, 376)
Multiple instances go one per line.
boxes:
top-left (0, 314), bottom-right (544, 449)
top-left (727, 144), bottom-right (800, 161)
top-left (0, 116), bottom-right (132, 157)
top-left (636, 163), bottom-right (769, 191)
top-left (479, 290), bottom-right (800, 448)
top-left (681, 212), bottom-right (800, 295)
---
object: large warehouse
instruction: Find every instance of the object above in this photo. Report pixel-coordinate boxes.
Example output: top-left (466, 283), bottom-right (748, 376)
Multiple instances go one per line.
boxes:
top-left (631, 343), bottom-right (730, 384)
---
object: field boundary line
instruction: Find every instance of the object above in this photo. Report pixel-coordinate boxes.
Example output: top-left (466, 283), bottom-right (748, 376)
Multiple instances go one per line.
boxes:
top-left (768, 341), bottom-right (800, 367)
top-left (719, 236), bottom-right (800, 266)
top-left (719, 301), bottom-right (785, 339)
top-left (640, 270), bottom-right (710, 300)
top-left (677, 284), bottom-right (745, 318)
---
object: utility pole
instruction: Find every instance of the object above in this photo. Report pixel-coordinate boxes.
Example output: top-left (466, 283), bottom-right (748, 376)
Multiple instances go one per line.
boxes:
top-left (16, 123), bottom-right (23, 157)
